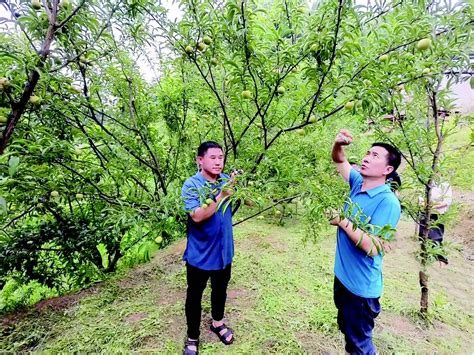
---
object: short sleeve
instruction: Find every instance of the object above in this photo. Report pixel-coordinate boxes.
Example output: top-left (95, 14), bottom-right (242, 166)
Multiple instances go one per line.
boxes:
top-left (349, 168), bottom-right (363, 191)
top-left (443, 183), bottom-right (453, 207)
top-left (369, 196), bottom-right (401, 239)
top-left (182, 179), bottom-right (200, 212)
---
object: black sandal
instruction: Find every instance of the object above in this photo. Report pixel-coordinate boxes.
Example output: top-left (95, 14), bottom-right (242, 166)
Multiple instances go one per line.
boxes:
top-left (183, 339), bottom-right (199, 355)
top-left (210, 323), bottom-right (234, 345)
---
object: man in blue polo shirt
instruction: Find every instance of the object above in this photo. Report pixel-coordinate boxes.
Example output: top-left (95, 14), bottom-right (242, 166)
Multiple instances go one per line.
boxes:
top-left (181, 141), bottom-right (236, 355)
top-left (330, 129), bottom-right (401, 354)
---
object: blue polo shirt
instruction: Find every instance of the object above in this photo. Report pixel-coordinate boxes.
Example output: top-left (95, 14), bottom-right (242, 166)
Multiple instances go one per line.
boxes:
top-left (334, 169), bottom-right (401, 298)
top-left (181, 172), bottom-right (234, 271)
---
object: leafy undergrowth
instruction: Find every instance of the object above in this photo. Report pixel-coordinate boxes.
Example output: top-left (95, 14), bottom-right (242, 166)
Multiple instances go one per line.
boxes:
top-left (1, 217), bottom-right (473, 353)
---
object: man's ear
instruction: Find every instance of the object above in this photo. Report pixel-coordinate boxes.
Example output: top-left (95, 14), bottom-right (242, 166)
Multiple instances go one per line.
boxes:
top-left (384, 165), bottom-right (394, 176)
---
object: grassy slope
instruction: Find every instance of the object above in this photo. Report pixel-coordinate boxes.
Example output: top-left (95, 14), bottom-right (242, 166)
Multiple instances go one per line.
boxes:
top-left (1, 216), bottom-right (473, 353)
top-left (1, 120), bottom-right (472, 353)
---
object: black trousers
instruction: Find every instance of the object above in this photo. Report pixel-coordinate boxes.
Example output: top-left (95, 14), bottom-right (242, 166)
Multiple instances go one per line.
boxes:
top-left (334, 277), bottom-right (380, 355)
top-left (418, 213), bottom-right (445, 242)
top-left (185, 263), bottom-right (232, 339)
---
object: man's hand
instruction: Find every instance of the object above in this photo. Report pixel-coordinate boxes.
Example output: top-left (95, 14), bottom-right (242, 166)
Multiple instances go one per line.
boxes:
top-left (325, 209), bottom-right (342, 226)
top-left (330, 216), bottom-right (341, 226)
top-left (334, 129), bottom-right (353, 146)
top-left (332, 129), bottom-right (353, 182)
top-left (219, 186), bottom-right (233, 199)
top-left (218, 169), bottom-right (242, 199)
top-left (379, 239), bottom-right (393, 254)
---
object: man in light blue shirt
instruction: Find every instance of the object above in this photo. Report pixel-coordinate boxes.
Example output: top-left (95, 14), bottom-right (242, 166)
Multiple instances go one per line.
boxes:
top-left (181, 141), bottom-right (236, 355)
top-left (330, 129), bottom-right (401, 354)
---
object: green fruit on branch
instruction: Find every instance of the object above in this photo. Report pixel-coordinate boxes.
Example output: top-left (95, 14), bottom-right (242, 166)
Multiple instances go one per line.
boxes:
top-left (197, 42), bottom-right (207, 52)
top-left (274, 210), bottom-right (281, 215)
top-left (185, 45), bottom-right (193, 54)
top-left (50, 190), bottom-right (59, 198)
top-left (0, 77), bottom-right (10, 90)
top-left (379, 54), bottom-right (389, 62)
top-left (277, 86), bottom-right (285, 94)
top-left (422, 67), bottom-right (431, 75)
top-left (59, 0), bottom-right (70, 9)
top-left (40, 12), bottom-right (49, 21)
top-left (363, 79), bottom-right (371, 86)
top-left (344, 101), bottom-right (355, 110)
top-left (76, 193), bottom-right (84, 199)
top-left (416, 38), bottom-right (432, 51)
top-left (29, 95), bottom-right (42, 106)
top-left (203, 36), bottom-right (212, 45)
top-left (256, 215), bottom-right (264, 220)
top-left (32, 0), bottom-right (41, 10)
top-left (79, 55), bottom-right (89, 64)
top-left (241, 90), bottom-right (252, 99)
top-left (296, 128), bottom-right (305, 136)
top-left (155, 236), bottom-right (163, 244)
top-left (309, 115), bottom-right (316, 123)
top-left (210, 57), bottom-right (219, 66)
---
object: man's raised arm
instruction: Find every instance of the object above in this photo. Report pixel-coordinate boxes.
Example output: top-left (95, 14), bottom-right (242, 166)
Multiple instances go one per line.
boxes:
top-left (332, 129), bottom-right (353, 182)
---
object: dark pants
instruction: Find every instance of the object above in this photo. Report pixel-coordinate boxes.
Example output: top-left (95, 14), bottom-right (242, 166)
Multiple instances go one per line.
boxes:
top-left (418, 214), bottom-right (448, 264)
top-left (185, 263), bottom-right (232, 339)
top-left (334, 277), bottom-right (381, 355)
top-left (418, 213), bottom-right (445, 242)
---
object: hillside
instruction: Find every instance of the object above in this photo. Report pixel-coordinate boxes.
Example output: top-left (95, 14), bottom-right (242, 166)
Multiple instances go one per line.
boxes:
top-left (1, 202), bottom-right (473, 353)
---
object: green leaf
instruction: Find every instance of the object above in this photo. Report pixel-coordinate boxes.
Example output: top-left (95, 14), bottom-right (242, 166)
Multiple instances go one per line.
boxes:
top-left (0, 197), bottom-right (6, 214)
top-left (96, 243), bottom-right (109, 269)
top-left (8, 156), bottom-right (20, 177)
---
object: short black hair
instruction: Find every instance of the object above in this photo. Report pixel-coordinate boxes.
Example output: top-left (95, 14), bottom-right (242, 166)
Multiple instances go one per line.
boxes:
top-left (371, 142), bottom-right (401, 171)
top-left (197, 141), bottom-right (223, 157)
top-left (386, 171), bottom-right (402, 191)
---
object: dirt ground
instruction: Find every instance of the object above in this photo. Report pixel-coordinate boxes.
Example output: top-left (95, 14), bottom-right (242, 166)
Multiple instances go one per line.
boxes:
top-left (1, 189), bottom-right (473, 353)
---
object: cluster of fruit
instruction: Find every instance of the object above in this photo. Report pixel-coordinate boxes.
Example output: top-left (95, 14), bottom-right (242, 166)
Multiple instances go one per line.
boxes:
top-left (342, 38), bottom-right (434, 113)
top-left (31, 0), bottom-right (71, 10)
top-left (49, 190), bottom-right (84, 200)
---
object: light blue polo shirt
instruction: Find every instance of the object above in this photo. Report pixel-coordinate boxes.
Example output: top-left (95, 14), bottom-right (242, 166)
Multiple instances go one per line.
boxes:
top-left (334, 168), bottom-right (401, 298)
top-left (181, 172), bottom-right (234, 271)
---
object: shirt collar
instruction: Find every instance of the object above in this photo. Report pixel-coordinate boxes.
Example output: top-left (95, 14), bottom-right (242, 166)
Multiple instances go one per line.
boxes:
top-left (363, 182), bottom-right (391, 197)
top-left (195, 172), bottom-right (223, 185)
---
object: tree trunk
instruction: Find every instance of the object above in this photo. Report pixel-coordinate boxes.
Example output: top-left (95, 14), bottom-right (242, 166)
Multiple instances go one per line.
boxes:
top-left (419, 215), bottom-right (430, 314)
top-left (419, 270), bottom-right (429, 313)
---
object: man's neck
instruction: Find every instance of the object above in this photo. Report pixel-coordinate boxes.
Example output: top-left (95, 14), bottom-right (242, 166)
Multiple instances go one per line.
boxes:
top-left (361, 175), bottom-right (386, 192)
top-left (200, 171), bottom-right (218, 182)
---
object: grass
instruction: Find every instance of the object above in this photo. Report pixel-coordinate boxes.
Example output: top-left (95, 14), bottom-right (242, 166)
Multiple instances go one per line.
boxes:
top-left (444, 118), bottom-right (473, 191)
top-left (1, 122), bottom-right (472, 353)
top-left (1, 215), bottom-right (473, 353)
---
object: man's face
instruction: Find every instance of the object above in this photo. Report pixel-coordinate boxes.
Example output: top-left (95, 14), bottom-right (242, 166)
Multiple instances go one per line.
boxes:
top-left (360, 146), bottom-right (394, 178)
top-left (197, 148), bottom-right (224, 176)
top-left (350, 163), bottom-right (361, 172)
